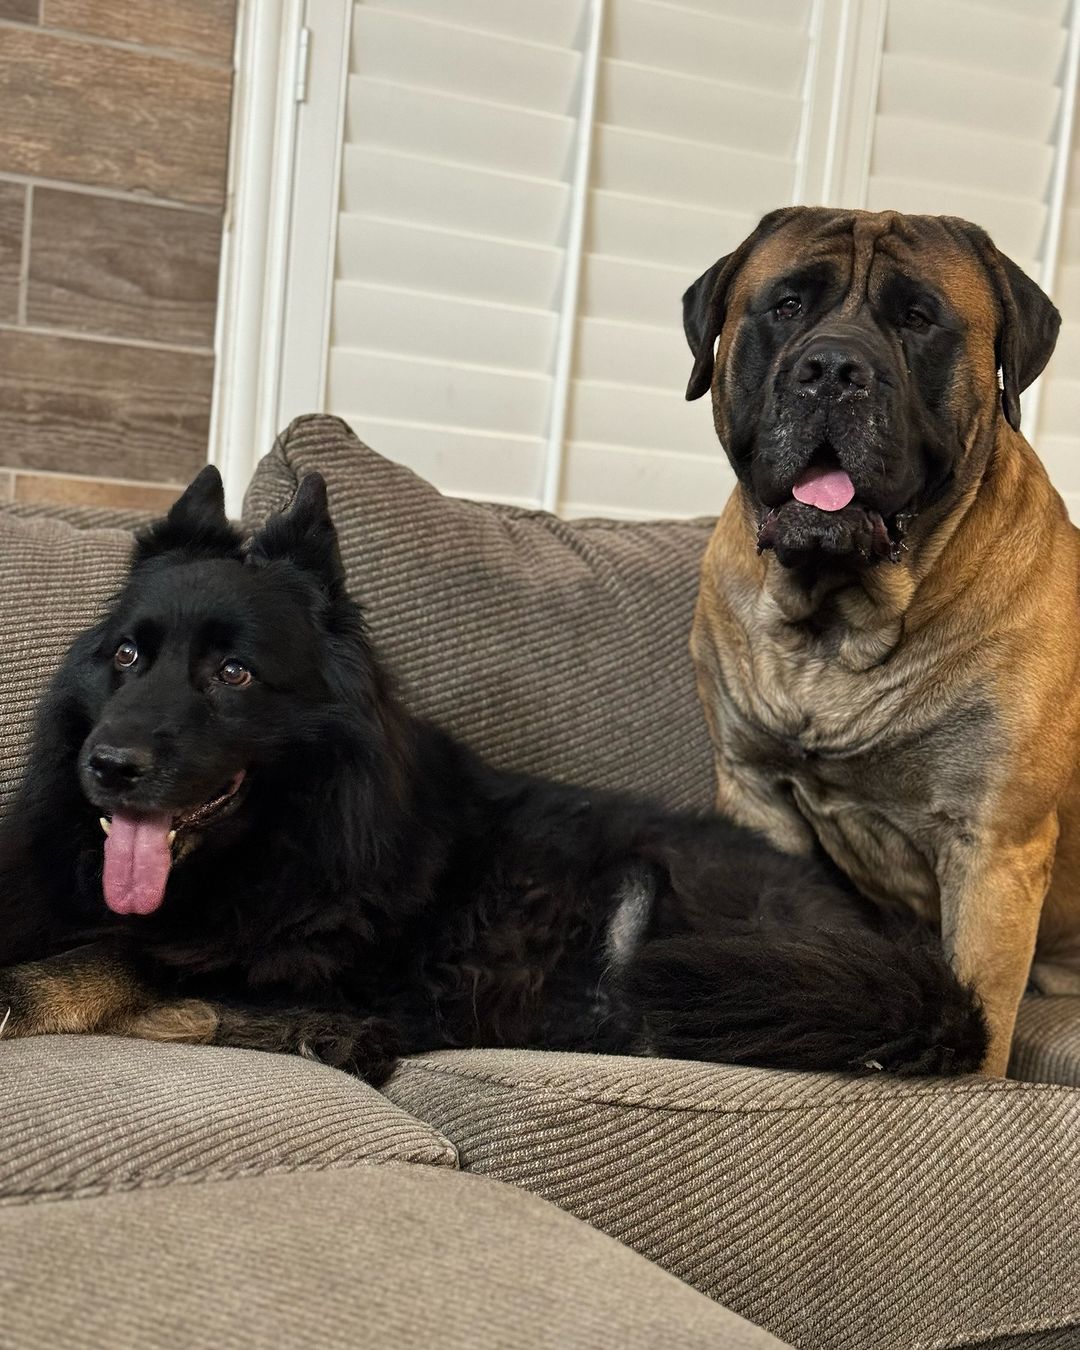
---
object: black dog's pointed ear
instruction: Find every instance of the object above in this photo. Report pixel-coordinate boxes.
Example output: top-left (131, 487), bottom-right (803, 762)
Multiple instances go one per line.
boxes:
top-left (249, 473), bottom-right (346, 595)
top-left (962, 225), bottom-right (1060, 431)
top-left (683, 207), bottom-right (797, 402)
top-left (135, 465), bottom-right (242, 562)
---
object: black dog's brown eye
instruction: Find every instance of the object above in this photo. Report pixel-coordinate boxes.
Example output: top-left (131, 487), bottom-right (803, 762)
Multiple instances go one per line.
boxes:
top-left (903, 307), bottom-right (931, 332)
top-left (114, 640), bottom-right (138, 669)
top-left (774, 296), bottom-right (802, 320)
top-left (218, 660), bottom-right (252, 688)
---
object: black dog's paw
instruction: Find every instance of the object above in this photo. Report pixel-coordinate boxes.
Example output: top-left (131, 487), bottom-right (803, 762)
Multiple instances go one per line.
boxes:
top-left (213, 1007), bottom-right (402, 1084)
top-left (0, 963), bottom-right (46, 1038)
top-left (294, 1013), bottom-right (401, 1085)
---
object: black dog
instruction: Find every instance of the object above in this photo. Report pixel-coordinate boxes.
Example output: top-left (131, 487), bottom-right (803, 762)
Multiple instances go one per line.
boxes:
top-left (0, 469), bottom-right (987, 1081)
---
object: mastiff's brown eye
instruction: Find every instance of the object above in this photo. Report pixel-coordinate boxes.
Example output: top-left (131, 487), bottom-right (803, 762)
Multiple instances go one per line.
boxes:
top-left (774, 296), bottom-right (802, 320)
top-left (903, 307), bottom-right (931, 332)
top-left (218, 659), bottom-right (252, 688)
top-left (114, 640), bottom-right (138, 669)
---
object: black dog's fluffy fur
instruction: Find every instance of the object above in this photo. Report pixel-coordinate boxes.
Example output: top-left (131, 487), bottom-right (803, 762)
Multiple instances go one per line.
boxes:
top-left (0, 469), bottom-right (987, 1080)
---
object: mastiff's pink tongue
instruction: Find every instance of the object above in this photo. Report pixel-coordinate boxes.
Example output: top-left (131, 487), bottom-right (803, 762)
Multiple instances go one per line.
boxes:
top-left (792, 465), bottom-right (855, 512)
top-left (103, 813), bottom-right (173, 916)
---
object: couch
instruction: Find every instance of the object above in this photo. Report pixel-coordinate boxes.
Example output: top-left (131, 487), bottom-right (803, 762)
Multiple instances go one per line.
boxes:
top-left (1, 415), bottom-right (1078, 1350)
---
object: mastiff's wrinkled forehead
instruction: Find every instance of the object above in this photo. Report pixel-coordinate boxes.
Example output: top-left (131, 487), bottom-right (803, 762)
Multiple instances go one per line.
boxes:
top-left (683, 207), bottom-right (1060, 569)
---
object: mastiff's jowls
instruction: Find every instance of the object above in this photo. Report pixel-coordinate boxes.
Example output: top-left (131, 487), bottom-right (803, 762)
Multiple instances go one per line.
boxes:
top-left (685, 206), bottom-right (1079, 1075)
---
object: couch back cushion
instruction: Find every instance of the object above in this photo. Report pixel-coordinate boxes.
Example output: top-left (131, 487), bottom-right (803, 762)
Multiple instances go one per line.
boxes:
top-left (0, 506), bottom-right (136, 815)
top-left (243, 416), bottom-right (716, 811)
top-left (0, 417), bottom-right (716, 816)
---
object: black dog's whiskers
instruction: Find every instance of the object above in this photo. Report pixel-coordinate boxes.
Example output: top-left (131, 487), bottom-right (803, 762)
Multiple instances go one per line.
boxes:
top-left (0, 468), bottom-right (987, 1082)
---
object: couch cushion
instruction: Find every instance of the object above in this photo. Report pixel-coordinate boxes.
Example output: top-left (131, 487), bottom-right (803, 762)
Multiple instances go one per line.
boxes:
top-left (243, 414), bottom-right (716, 812)
top-left (0, 1164), bottom-right (791, 1349)
top-left (0, 508), bottom-right (135, 814)
top-left (384, 1048), bottom-right (1080, 1350)
top-left (1011, 996), bottom-right (1080, 1087)
top-left (1, 1035), bottom-right (455, 1204)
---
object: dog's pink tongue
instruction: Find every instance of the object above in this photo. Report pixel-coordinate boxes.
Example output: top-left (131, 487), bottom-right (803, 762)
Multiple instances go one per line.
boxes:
top-left (792, 465), bottom-right (855, 511)
top-left (102, 813), bottom-right (173, 916)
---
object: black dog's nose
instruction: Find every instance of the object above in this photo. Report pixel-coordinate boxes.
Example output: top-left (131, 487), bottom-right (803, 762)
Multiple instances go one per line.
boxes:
top-left (795, 344), bottom-right (871, 394)
top-left (86, 745), bottom-right (153, 791)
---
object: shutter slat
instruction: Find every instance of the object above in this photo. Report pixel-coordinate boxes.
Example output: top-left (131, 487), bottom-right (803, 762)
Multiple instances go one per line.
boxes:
top-left (600, 59), bottom-right (802, 156)
top-left (337, 216), bottom-right (563, 309)
top-left (877, 55), bottom-right (1061, 141)
top-left (865, 177), bottom-right (1046, 259)
top-left (341, 145), bottom-right (569, 244)
top-left (582, 252), bottom-right (695, 327)
top-left (885, 0), bottom-right (1065, 82)
top-left (1037, 377), bottom-right (1080, 438)
top-left (562, 441), bottom-right (733, 518)
top-left (594, 124), bottom-right (793, 213)
top-left (335, 415), bottom-right (544, 505)
top-left (365, 0), bottom-right (587, 47)
top-left (871, 115), bottom-right (1055, 201)
top-left (607, 0), bottom-right (808, 94)
top-left (588, 189), bottom-right (753, 270)
top-left (347, 78), bottom-right (575, 179)
top-left (328, 349), bottom-right (551, 437)
top-left (332, 282), bottom-right (558, 371)
top-left (569, 378), bottom-right (720, 456)
top-left (576, 316), bottom-right (690, 391)
top-left (352, 7), bottom-right (582, 115)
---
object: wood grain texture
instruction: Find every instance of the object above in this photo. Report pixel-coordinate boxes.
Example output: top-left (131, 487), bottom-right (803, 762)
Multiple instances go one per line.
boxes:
top-left (0, 29), bottom-right (231, 206)
top-left (13, 471), bottom-right (182, 511)
top-left (0, 330), bottom-right (212, 481)
top-left (0, 0), bottom-right (39, 21)
top-left (42, 0), bottom-right (235, 62)
top-left (28, 188), bottom-right (221, 345)
top-left (0, 182), bottom-right (25, 323)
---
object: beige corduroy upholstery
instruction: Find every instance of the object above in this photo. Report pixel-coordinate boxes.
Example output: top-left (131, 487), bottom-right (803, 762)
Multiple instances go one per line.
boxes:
top-left (0, 508), bottom-right (134, 814)
top-left (1, 418), bottom-right (1079, 1350)
top-left (1011, 995), bottom-right (1080, 1087)
top-left (242, 414), bottom-right (716, 812)
top-left (0, 1164), bottom-right (790, 1350)
top-left (1, 1036), bottom-right (455, 1205)
top-left (384, 1048), bottom-right (1080, 1350)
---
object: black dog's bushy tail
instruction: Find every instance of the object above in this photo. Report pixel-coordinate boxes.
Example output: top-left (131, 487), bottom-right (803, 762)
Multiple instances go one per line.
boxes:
top-left (624, 928), bottom-right (987, 1076)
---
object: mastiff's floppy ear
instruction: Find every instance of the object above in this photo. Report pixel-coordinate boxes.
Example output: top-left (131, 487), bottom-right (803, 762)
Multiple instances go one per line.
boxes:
top-left (682, 207), bottom-right (796, 402)
top-left (964, 226), bottom-right (1061, 432)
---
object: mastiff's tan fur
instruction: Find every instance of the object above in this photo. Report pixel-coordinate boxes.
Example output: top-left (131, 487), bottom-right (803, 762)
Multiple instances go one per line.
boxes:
top-left (687, 207), bottom-right (1079, 1074)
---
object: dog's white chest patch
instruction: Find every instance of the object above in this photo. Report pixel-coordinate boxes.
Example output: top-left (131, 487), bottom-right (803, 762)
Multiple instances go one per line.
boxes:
top-left (604, 865), bottom-right (655, 972)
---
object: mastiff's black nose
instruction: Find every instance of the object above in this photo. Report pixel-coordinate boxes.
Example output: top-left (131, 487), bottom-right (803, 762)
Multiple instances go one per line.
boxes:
top-left (794, 342), bottom-right (871, 395)
top-left (86, 744), bottom-right (153, 791)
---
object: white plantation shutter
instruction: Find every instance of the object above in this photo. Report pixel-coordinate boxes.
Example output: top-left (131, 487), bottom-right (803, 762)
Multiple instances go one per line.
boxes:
top-left (861, 0), bottom-right (1080, 507)
top-left (1038, 147), bottom-right (1080, 512)
top-left (561, 0), bottom-right (812, 518)
top-left (324, 0), bottom-right (587, 506)
top-left (867, 0), bottom-right (1068, 282)
top-left (241, 0), bottom-right (1080, 522)
top-left (314, 0), bottom-right (815, 516)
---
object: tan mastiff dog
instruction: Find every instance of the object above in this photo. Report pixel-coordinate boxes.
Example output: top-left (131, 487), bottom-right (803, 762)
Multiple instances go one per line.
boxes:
top-left (685, 206), bottom-right (1080, 1075)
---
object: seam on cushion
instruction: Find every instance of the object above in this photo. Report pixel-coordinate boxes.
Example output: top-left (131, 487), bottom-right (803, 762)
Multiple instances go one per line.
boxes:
top-left (922, 1316), bottom-right (1080, 1349)
top-left (0, 1145), bottom-right (459, 1208)
top-left (395, 1058), bottom-right (1079, 1119)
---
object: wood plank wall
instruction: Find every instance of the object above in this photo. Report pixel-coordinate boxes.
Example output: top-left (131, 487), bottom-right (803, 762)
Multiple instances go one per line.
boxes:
top-left (0, 0), bottom-right (236, 512)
